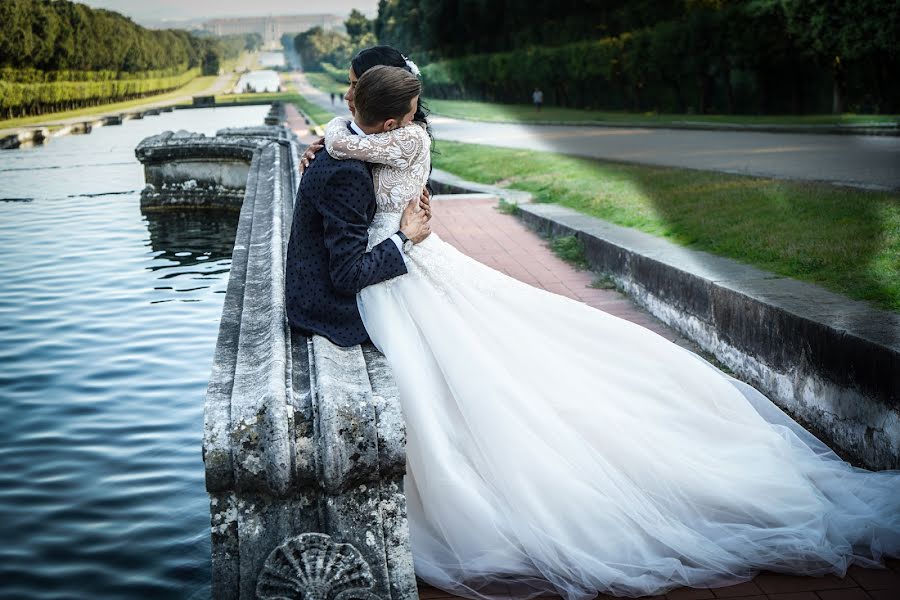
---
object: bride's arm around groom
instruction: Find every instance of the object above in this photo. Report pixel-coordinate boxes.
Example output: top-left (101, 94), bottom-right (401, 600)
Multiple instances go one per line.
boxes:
top-left (284, 144), bottom-right (430, 348)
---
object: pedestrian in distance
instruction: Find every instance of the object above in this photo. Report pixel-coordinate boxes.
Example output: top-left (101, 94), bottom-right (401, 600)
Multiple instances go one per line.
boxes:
top-left (532, 87), bottom-right (543, 112)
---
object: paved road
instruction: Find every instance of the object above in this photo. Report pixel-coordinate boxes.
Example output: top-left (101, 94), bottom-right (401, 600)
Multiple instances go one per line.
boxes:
top-left (293, 73), bottom-right (900, 191)
top-left (431, 116), bottom-right (900, 191)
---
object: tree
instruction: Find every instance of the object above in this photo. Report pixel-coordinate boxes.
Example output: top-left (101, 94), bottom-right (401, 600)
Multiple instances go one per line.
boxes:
top-left (345, 9), bottom-right (373, 41)
top-left (0, 0), bottom-right (35, 68)
top-left (783, 0), bottom-right (900, 113)
top-left (294, 26), bottom-right (355, 71)
top-left (245, 33), bottom-right (263, 52)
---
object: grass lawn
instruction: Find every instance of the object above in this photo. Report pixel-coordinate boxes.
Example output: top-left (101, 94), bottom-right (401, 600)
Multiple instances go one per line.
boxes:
top-left (291, 93), bottom-right (336, 127)
top-left (304, 72), bottom-right (348, 97)
top-left (215, 91), bottom-right (298, 105)
top-left (431, 140), bottom-right (900, 312)
top-left (425, 99), bottom-right (900, 127)
top-left (215, 91), bottom-right (336, 127)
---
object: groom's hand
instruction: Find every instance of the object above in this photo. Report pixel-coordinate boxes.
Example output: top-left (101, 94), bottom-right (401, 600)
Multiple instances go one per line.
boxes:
top-left (299, 137), bottom-right (325, 176)
top-left (400, 199), bottom-right (432, 244)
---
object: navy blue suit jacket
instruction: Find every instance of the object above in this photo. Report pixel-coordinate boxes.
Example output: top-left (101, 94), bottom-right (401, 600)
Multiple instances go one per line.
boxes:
top-left (285, 140), bottom-right (407, 347)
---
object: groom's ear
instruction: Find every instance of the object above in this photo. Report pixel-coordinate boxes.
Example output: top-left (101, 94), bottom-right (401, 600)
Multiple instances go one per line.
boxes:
top-left (383, 118), bottom-right (399, 132)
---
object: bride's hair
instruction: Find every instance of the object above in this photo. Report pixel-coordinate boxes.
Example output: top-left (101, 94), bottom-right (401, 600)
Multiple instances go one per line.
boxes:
top-left (351, 46), bottom-right (431, 138)
top-left (353, 65), bottom-right (421, 129)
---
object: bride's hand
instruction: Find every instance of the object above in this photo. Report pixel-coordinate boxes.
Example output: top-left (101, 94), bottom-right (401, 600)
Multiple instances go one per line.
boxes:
top-left (418, 186), bottom-right (432, 220)
top-left (298, 137), bottom-right (325, 176)
top-left (400, 199), bottom-right (432, 244)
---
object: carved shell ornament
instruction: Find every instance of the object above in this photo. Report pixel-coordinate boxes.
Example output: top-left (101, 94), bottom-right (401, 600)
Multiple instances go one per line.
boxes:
top-left (256, 532), bottom-right (385, 600)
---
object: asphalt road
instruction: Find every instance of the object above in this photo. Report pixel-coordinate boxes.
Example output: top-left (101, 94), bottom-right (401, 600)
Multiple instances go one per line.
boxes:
top-left (293, 73), bottom-right (900, 191)
top-left (430, 116), bottom-right (900, 191)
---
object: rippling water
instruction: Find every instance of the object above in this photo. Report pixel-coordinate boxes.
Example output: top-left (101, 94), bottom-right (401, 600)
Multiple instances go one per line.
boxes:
top-left (0, 105), bottom-right (270, 599)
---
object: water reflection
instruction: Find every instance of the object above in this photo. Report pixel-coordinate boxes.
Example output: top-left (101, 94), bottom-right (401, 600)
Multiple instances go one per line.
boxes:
top-left (144, 208), bottom-right (240, 270)
top-left (143, 208), bottom-right (240, 303)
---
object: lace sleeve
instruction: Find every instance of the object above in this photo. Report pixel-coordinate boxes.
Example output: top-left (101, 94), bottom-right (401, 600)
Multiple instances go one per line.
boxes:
top-left (325, 119), bottom-right (427, 169)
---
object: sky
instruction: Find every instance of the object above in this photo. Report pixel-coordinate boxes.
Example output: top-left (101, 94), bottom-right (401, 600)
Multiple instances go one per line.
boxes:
top-left (77, 1), bottom-right (379, 25)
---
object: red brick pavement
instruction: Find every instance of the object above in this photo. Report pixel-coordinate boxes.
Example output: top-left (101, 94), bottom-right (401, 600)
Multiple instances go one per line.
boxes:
top-left (419, 195), bottom-right (900, 600)
top-left (429, 196), bottom-right (688, 344)
top-left (285, 103), bottom-right (322, 144)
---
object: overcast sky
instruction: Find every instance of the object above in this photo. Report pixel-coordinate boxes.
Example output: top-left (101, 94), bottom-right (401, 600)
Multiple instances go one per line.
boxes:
top-left (78, 1), bottom-right (379, 24)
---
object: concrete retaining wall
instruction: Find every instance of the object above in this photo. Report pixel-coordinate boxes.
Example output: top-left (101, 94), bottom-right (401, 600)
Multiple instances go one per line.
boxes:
top-left (516, 202), bottom-right (900, 470)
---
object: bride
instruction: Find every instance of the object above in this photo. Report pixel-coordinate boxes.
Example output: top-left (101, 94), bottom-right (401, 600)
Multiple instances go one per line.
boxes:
top-left (315, 61), bottom-right (900, 600)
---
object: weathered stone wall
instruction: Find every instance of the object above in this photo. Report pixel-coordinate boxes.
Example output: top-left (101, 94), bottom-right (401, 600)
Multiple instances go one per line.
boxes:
top-left (137, 118), bottom-right (418, 599)
top-left (513, 201), bottom-right (900, 470)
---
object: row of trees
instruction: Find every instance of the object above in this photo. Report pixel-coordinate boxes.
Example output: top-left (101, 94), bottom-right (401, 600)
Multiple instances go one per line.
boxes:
top-left (292, 9), bottom-right (376, 73)
top-left (375, 0), bottom-right (899, 115)
top-left (0, 0), bottom-right (261, 74)
top-left (0, 0), bottom-right (262, 119)
top-left (375, 0), bottom-right (647, 59)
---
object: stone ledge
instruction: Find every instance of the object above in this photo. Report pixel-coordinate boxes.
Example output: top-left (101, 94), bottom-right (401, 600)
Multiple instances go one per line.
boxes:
top-left (139, 117), bottom-right (418, 599)
top-left (519, 202), bottom-right (900, 469)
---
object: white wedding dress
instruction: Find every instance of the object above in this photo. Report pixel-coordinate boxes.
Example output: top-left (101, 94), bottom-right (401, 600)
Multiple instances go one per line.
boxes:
top-left (323, 117), bottom-right (900, 599)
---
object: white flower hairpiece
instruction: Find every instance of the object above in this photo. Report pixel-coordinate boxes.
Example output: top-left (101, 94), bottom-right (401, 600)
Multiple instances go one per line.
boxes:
top-left (402, 55), bottom-right (421, 77)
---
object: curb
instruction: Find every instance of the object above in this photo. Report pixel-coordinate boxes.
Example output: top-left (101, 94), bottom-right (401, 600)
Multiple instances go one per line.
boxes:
top-left (428, 113), bottom-right (900, 137)
top-left (428, 171), bottom-right (900, 470)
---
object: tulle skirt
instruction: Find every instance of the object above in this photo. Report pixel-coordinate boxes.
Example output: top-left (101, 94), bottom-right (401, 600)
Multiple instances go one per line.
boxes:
top-left (358, 231), bottom-right (900, 599)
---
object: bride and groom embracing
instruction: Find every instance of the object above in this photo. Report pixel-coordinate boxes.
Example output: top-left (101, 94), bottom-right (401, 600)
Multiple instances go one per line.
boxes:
top-left (284, 46), bottom-right (900, 600)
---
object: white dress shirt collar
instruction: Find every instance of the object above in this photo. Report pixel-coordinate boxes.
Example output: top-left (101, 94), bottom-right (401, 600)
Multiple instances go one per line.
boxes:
top-left (349, 120), bottom-right (367, 137)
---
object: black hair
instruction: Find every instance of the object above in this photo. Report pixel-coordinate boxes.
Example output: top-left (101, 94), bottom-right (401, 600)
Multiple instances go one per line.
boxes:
top-left (351, 45), bottom-right (432, 139)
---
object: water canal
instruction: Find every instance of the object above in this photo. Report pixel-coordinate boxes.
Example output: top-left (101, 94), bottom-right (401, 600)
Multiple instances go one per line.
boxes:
top-left (0, 104), bottom-right (270, 599)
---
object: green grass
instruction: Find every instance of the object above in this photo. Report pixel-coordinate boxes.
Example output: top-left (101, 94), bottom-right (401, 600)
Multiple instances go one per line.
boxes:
top-left (293, 94), bottom-right (336, 127)
top-left (425, 99), bottom-right (900, 127)
top-left (215, 90), bottom-right (337, 127)
top-left (497, 198), bottom-right (521, 216)
top-left (304, 72), bottom-right (349, 97)
top-left (550, 235), bottom-right (590, 270)
top-left (215, 91), bottom-right (299, 105)
top-left (590, 275), bottom-right (618, 290)
top-left (432, 140), bottom-right (900, 312)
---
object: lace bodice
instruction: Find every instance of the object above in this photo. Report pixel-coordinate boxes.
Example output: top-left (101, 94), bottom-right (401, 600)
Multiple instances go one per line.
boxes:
top-left (324, 118), bottom-right (431, 248)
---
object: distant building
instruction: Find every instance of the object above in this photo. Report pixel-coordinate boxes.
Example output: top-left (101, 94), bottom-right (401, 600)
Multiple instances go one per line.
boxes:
top-left (203, 14), bottom-right (345, 47)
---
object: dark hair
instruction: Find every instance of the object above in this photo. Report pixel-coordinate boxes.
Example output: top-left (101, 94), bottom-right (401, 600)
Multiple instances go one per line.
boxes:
top-left (354, 66), bottom-right (421, 128)
top-left (351, 45), bottom-right (431, 136)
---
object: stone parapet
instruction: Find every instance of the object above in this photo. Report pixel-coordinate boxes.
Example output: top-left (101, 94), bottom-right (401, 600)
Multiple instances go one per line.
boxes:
top-left (137, 115), bottom-right (417, 599)
top-left (518, 202), bottom-right (900, 470)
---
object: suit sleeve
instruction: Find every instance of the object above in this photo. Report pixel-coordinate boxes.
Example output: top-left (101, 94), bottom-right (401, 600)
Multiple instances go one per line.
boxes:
top-left (316, 165), bottom-right (408, 296)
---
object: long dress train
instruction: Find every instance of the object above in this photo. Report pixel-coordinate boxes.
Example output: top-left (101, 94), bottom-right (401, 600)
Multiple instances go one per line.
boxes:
top-left (321, 117), bottom-right (900, 600)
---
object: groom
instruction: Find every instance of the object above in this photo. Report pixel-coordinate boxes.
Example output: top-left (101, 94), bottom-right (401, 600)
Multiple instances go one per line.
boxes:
top-left (284, 102), bottom-right (431, 348)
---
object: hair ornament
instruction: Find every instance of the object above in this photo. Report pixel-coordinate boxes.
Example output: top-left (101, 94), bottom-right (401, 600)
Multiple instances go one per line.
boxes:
top-left (402, 55), bottom-right (421, 77)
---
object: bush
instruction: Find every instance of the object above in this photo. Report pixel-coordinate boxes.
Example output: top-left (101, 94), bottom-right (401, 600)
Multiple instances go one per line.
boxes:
top-left (321, 62), bottom-right (348, 84)
top-left (0, 68), bottom-right (200, 118)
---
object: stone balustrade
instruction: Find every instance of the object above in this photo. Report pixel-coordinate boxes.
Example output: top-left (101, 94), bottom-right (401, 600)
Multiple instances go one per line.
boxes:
top-left (135, 111), bottom-right (417, 600)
